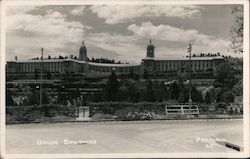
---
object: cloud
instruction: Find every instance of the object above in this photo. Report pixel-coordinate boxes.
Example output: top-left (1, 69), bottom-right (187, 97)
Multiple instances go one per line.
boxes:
top-left (70, 6), bottom-right (86, 15)
top-left (85, 22), bottom-right (232, 62)
top-left (128, 22), bottom-right (231, 50)
top-left (86, 32), bottom-right (144, 63)
top-left (6, 5), bottom-right (235, 63)
top-left (6, 5), bottom-right (38, 15)
top-left (90, 5), bottom-right (202, 24)
top-left (6, 7), bottom-right (88, 60)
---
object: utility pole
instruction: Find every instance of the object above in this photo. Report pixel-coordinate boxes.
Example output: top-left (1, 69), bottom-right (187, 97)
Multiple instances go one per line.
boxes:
top-left (40, 48), bottom-right (43, 106)
top-left (187, 44), bottom-right (192, 117)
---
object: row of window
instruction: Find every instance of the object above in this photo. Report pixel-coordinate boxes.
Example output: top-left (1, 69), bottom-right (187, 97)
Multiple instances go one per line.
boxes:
top-left (89, 66), bottom-right (141, 73)
top-left (157, 62), bottom-right (214, 72)
top-left (157, 60), bottom-right (213, 64)
top-left (19, 62), bottom-right (63, 73)
top-left (158, 64), bottom-right (213, 68)
top-left (10, 60), bottom-right (216, 73)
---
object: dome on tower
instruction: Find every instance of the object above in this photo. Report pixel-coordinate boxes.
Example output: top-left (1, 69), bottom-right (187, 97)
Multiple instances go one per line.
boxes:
top-left (146, 38), bottom-right (155, 58)
top-left (79, 40), bottom-right (88, 61)
top-left (147, 38), bottom-right (155, 48)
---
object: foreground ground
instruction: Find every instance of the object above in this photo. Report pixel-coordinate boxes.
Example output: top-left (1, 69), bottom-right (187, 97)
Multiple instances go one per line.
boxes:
top-left (6, 119), bottom-right (243, 154)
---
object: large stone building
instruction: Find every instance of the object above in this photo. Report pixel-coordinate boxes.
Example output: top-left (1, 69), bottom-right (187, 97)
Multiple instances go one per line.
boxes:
top-left (6, 40), bottom-right (224, 77)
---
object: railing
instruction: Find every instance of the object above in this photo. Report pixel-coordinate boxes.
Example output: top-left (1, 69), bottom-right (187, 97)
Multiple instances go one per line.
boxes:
top-left (165, 104), bottom-right (199, 115)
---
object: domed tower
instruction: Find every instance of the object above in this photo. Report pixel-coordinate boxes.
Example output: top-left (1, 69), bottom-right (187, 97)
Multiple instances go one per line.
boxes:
top-left (79, 40), bottom-right (87, 61)
top-left (142, 38), bottom-right (156, 76)
top-left (146, 38), bottom-right (155, 58)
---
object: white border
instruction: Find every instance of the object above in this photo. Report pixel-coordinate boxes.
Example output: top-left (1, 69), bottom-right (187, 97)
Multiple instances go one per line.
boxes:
top-left (0, 0), bottom-right (6, 159)
top-left (243, 0), bottom-right (250, 157)
top-left (1, 0), bottom-right (249, 158)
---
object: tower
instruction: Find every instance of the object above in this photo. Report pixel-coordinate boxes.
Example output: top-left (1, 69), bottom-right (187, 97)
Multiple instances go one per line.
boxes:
top-left (79, 40), bottom-right (87, 61)
top-left (146, 38), bottom-right (155, 58)
top-left (142, 38), bottom-right (155, 76)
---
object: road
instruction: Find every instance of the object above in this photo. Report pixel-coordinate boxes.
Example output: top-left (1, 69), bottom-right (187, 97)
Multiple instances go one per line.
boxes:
top-left (5, 120), bottom-right (243, 154)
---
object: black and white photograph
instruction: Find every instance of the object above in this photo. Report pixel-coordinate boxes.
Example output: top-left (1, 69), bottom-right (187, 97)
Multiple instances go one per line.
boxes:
top-left (1, 0), bottom-right (249, 158)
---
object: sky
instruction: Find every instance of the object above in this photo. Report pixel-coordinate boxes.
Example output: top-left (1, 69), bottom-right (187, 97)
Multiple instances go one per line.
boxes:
top-left (5, 5), bottom-right (242, 63)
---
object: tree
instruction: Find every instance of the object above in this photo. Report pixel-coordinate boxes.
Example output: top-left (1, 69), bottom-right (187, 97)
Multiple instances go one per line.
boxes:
top-left (192, 87), bottom-right (203, 103)
top-left (231, 6), bottom-right (243, 53)
top-left (129, 69), bottom-right (134, 79)
top-left (215, 62), bottom-right (234, 87)
top-left (153, 81), bottom-right (164, 102)
top-left (58, 87), bottom-right (67, 105)
top-left (177, 80), bottom-right (187, 103)
top-left (6, 90), bottom-right (15, 106)
top-left (231, 79), bottom-right (243, 96)
top-left (177, 88), bottom-right (187, 103)
top-left (127, 80), bottom-right (139, 102)
top-left (222, 91), bottom-right (235, 103)
top-left (214, 87), bottom-right (223, 102)
top-left (47, 71), bottom-right (51, 80)
top-left (169, 81), bottom-right (179, 100)
top-left (34, 69), bottom-right (38, 80)
top-left (28, 92), bottom-right (39, 105)
top-left (42, 93), bottom-right (49, 104)
top-left (206, 87), bottom-right (216, 103)
top-left (71, 88), bottom-right (80, 100)
top-left (106, 71), bottom-right (119, 101)
top-left (146, 79), bottom-right (155, 102)
top-left (118, 84), bottom-right (129, 101)
top-left (204, 91), bottom-right (211, 104)
top-left (143, 70), bottom-right (148, 79)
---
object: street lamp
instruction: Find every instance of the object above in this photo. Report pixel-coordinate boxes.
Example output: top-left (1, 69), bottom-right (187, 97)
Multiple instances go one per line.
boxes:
top-left (187, 44), bottom-right (192, 117)
top-left (40, 48), bottom-right (44, 106)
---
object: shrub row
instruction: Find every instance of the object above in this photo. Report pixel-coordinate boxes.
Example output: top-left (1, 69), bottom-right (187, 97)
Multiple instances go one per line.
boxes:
top-left (89, 102), bottom-right (172, 116)
top-left (6, 102), bottom-right (242, 123)
top-left (6, 104), bottom-right (77, 122)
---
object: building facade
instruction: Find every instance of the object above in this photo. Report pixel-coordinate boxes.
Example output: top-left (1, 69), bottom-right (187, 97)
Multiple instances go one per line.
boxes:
top-left (6, 40), bottom-right (224, 76)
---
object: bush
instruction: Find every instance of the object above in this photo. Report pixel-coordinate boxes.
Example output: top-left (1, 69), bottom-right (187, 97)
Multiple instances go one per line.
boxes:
top-left (51, 116), bottom-right (74, 122)
top-left (153, 114), bottom-right (167, 120)
top-left (91, 113), bottom-right (116, 120)
top-left (23, 110), bottom-right (42, 121)
top-left (166, 114), bottom-right (186, 120)
top-left (206, 114), bottom-right (217, 118)
top-left (6, 104), bottom-right (77, 123)
top-left (89, 101), bottom-right (166, 116)
top-left (116, 111), bottom-right (156, 121)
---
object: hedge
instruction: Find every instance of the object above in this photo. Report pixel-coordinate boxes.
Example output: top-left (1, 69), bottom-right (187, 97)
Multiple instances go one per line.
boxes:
top-left (6, 104), bottom-right (77, 122)
top-left (88, 101), bottom-right (166, 116)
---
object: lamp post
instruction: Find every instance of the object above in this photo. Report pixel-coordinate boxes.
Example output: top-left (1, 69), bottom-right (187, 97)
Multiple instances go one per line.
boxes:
top-left (40, 48), bottom-right (43, 106)
top-left (187, 44), bottom-right (192, 117)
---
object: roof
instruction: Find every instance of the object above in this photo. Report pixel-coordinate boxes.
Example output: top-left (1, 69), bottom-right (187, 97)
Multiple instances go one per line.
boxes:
top-left (147, 43), bottom-right (155, 48)
top-left (7, 56), bottom-right (224, 64)
top-left (7, 58), bottom-right (87, 63)
top-left (142, 57), bottom-right (155, 60)
top-left (88, 62), bottom-right (141, 67)
top-left (154, 56), bottom-right (224, 61)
